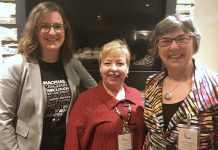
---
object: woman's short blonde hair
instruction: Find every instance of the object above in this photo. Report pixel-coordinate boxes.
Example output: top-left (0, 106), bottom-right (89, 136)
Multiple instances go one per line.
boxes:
top-left (98, 39), bottom-right (131, 67)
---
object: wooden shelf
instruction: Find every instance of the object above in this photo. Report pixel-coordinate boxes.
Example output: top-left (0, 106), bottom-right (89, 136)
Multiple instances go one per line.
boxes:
top-left (0, 0), bottom-right (15, 2)
top-left (0, 24), bottom-right (16, 27)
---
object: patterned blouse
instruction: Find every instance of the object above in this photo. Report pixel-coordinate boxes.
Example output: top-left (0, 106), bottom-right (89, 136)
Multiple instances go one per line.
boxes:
top-left (144, 61), bottom-right (218, 150)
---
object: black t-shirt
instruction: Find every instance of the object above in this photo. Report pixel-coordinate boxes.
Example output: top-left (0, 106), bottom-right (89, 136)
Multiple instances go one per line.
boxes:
top-left (39, 60), bottom-right (71, 150)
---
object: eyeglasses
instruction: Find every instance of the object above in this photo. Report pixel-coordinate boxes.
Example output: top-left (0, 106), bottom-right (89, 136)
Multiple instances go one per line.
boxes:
top-left (38, 24), bottom-right (66, 33)
top-left (158, 34), bottom-right (192, 47)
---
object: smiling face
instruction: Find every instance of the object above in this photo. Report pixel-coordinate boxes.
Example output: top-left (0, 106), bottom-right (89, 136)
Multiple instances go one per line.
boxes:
top-left (37, 11), bottom-right (65, 59)
top-left (158, 29), bottom-right (194, 71)
top-left (100, 50), bottom-right (129, 91)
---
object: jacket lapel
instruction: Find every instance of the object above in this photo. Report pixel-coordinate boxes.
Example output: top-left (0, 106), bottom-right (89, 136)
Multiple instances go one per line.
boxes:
top-left (28, 62), bottom-right (45, 129)
top-left (63, 63), bottom-right (77, 122)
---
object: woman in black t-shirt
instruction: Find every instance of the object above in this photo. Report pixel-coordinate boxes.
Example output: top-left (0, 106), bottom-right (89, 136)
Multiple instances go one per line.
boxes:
top-left (0, 2), bottom-right (97, 150)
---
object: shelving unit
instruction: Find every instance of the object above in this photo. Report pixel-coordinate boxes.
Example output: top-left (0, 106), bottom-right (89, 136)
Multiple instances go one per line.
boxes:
top-left (0, 0), bottom-right (17, 62)
top-left (176, 0), bottom-right (195, 19)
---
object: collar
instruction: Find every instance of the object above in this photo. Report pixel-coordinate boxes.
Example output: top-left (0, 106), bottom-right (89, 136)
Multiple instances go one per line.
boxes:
top-left (97, 81), bottom-right (137, 110)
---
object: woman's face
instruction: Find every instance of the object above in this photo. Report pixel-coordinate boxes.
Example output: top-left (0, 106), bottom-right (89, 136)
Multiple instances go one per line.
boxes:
top-left (100, 50), bottom-right (129, 90)
top-left (157, 29), bottom-right (194, 70)
top-left (37, 11), bottom-right (65, 56)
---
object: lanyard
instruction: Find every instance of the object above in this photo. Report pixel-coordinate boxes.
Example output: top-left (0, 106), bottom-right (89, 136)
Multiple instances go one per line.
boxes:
top-left (115, 103), bottom-right (131, 133)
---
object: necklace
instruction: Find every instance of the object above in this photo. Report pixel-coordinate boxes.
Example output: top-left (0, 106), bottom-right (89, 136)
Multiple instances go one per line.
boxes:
top-left (164, 78), bottom-right (179, 100)
top-left (164, 92), bottom-right (173, 100)
top-left (164, 67), bottom-right (194, 101)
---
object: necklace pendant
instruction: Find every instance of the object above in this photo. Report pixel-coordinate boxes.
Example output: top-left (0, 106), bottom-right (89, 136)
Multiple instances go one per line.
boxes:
top-left (164, 92), bottom-right (172, 100)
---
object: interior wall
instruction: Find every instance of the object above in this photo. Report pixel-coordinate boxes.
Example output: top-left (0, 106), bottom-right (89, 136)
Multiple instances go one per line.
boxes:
top-left (194, 0), bottom-right (218, 72)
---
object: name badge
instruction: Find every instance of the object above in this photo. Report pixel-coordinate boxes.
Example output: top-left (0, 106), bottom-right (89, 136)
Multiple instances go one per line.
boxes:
top-left (177, 124), bottom-right (199, 150)
top-left (117, 131), bottom-right (133, 150)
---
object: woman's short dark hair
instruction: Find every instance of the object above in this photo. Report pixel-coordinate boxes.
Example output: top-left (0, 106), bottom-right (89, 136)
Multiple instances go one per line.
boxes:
top-left (18, 1), bottom-right (75, 62)
top-left (150, 15), bottom-right (201, 57)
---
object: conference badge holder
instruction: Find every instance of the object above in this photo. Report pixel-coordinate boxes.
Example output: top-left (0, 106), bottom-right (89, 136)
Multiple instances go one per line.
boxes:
top-left (117, 122), bottom-right (133, 150)
top-left (177, 114), bottom-right (200, 150)
top-left (115, 103), bottom-right (133, 150)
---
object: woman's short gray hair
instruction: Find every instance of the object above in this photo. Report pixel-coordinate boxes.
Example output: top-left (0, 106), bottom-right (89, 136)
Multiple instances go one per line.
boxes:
top-left (150, 15), bottom-right (201, 57)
